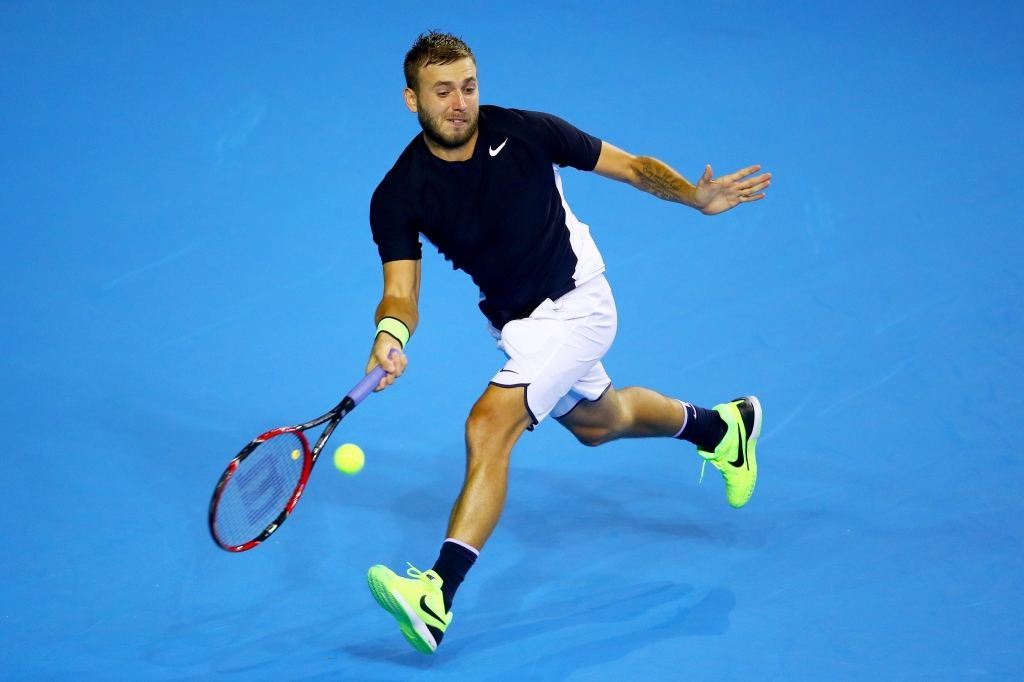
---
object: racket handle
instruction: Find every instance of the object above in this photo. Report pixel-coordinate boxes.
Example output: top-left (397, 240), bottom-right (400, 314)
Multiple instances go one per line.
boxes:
top-left (347, 349), bottom-right (402, 407)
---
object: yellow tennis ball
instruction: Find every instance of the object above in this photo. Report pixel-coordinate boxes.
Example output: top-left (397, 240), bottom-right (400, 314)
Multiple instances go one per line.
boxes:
top-left (333, 443), bottom-right (364, 474)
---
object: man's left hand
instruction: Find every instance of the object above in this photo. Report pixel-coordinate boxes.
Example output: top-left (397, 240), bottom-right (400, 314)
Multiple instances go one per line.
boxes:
top-left (694, 164), bottom-right (771, 215)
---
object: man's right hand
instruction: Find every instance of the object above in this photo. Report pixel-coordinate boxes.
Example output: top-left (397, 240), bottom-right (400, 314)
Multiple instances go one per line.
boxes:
top-left (367, 332), bottom-right (408, 392)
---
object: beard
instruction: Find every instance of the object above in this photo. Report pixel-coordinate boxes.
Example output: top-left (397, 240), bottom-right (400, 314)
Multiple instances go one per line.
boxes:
top-left (418, 107), bottom-right (479, 150)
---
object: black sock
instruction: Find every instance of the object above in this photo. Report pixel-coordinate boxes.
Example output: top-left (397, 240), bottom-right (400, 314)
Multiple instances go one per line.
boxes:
top-left (675, 402), bottom-right (728, 451)
top-left (431, 539), bottom-right (478, 613)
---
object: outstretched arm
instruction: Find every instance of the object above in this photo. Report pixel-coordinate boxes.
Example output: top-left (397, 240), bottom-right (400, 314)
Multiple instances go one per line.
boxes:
top-left (592, 142), bottom-right (770, 215)
top-left (367, 259), bottom-right (420, 391)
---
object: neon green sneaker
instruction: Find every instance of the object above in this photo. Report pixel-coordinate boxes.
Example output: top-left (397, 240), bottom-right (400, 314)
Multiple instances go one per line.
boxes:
top-left (698, 396), bottom-right (762, 508)
top-left (367, 563), bottom-right (451, 654)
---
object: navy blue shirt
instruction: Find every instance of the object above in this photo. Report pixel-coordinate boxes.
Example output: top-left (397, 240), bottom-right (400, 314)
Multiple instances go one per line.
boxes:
top-left (370, 105), bottom-right (603, 329)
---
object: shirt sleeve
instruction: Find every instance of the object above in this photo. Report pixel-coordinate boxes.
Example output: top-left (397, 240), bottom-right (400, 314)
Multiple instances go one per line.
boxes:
top-left (369, 187), bottom-right (422, 263)
top-left (513, 109), bottom-right (603, 171)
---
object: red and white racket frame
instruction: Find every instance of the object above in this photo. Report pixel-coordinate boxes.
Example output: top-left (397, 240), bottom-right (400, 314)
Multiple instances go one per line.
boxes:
top-left (207, 353), bottom-right (396, 552)
top-left (208, 426), bottom-right (314, 552)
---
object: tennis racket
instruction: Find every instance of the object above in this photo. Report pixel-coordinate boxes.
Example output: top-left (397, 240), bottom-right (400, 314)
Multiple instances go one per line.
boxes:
top-left (208, 351), bottom-right (399, 552)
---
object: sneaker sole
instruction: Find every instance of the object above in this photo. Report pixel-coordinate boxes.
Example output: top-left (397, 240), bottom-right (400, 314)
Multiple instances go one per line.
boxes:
top-left (367, 568), bottom-right (437, 654)
top-left (736, 396), bottom-right (760, 508)
top-left (746, 395), bottom-right (762, 441)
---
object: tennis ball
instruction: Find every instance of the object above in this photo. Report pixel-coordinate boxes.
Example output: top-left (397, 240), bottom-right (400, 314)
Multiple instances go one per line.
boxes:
top-left (334, 443), bottom-right (364, 474)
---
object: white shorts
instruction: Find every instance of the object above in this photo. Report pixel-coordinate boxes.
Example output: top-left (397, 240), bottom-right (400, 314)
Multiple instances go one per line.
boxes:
top-left (488, 275), bottom-right (617, 428)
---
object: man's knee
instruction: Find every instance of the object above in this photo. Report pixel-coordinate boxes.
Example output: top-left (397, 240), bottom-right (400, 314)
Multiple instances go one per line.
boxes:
top-left (561, 390), bottom-right (633, 447)
top-left (465, 386), bottom-right (530, 455)
top-left (465, 400), bottom-right (500, 448)
top-left (571, 425), bottom-right (616, 447)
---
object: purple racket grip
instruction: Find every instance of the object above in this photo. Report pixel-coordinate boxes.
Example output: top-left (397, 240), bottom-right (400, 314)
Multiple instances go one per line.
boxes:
top-left (346, 349), bottom-right (402, 407)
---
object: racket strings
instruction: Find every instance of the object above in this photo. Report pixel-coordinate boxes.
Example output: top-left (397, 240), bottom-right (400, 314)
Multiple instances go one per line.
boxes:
top-left (214, 432), bottom-right (306, 548)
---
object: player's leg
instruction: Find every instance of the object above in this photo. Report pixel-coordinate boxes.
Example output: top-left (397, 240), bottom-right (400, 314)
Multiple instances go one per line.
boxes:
top-left (368, 276), bottom-right (616, 653)
top-left (557, 385), bottom-right (761, 509)
top-left (367, 383), bottom-right (531, 654)
top-left (447, 383), bottom-right (533, 549)
top-left (553, 383), bottom-right (686, 446)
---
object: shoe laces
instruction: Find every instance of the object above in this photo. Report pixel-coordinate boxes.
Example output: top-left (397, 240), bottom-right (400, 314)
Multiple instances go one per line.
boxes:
top-left (406, 563), bottom-right (437, 584)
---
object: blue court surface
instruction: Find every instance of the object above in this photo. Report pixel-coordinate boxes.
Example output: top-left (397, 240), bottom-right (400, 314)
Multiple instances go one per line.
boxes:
top-left (2, 2), bottom-right (1022, 680)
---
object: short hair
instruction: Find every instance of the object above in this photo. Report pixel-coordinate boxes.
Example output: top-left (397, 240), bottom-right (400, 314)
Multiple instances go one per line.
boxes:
top-left (403, 31), bottom-right (475, 91)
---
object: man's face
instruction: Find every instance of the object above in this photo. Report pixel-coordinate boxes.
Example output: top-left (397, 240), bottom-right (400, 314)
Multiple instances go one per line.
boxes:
top-left (405, 57), bottom-right (479, 150)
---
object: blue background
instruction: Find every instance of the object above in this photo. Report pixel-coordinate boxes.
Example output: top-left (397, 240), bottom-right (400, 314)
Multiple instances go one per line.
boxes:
top-left (2, 1), bottom-right (1022, 679)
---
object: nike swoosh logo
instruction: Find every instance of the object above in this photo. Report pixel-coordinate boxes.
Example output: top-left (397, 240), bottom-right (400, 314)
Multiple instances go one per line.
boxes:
top-left (419, 595), bottom-right (446, 624)
top-left (489, 138), bottom-right (508, 156)
top-left (498, 369), bottom-right (518, 374)
top-left (729, 419), bottom-right (745, 468)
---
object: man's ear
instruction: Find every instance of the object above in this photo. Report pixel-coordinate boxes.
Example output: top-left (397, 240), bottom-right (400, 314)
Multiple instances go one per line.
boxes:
top-left (403, 87), bottom-right (418, 113)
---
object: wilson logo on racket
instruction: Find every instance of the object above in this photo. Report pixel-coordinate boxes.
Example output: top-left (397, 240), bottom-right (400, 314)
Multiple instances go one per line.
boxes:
top-left (208, 350), bottom-right (401, 552)
top-left (236, 457), bottom-right (286, 523)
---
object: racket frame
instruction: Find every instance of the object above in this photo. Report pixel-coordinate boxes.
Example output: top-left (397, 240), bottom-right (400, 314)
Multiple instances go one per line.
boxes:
top-left (208, 395), bottom-right (357, 552)
top-left (209, 355), bottom-right (395, 552)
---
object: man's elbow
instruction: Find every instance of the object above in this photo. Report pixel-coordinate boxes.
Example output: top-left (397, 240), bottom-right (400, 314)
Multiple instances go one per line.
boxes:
top-left (594, 156), bottom-right (638, 184)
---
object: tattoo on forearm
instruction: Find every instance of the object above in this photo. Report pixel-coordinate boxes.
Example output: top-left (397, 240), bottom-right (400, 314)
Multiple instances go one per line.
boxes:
top-left (635, 160), bottom-right (686, 203)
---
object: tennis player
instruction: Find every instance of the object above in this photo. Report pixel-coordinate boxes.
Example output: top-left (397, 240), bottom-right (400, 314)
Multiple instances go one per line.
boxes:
top-left (364, 31), bottom-right (771, 654)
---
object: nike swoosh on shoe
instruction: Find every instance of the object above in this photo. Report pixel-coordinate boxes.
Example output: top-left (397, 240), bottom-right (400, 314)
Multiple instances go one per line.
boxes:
top-left (419, 595), bottom-right (446, 625)
top-left (729, 418), bottom-right (745, 468)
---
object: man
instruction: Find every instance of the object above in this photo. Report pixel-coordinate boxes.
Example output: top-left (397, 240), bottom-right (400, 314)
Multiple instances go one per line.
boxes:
top-left (364, 32), bottom-right (770, 654)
